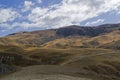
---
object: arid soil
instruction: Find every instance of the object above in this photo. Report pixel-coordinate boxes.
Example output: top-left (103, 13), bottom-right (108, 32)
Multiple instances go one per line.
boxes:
top-left (0, 65), bottom-right (93, 80)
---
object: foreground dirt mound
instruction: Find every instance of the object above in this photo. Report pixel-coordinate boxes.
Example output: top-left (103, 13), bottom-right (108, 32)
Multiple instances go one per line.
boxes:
top-left (0, 65), bottom-right (92, 80)
top-left (1, 74), bottom-right (92, 80)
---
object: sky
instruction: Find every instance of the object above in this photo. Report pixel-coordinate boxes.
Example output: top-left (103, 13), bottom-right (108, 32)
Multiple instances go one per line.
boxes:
top-left (0, 0), bottom-right (120, 36)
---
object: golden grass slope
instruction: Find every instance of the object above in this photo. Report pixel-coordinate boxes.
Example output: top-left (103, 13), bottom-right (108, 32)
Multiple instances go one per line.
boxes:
top-left (4, 29), bottom-right (57, 45)
top-left (42, 30), bottom-right (120, 49)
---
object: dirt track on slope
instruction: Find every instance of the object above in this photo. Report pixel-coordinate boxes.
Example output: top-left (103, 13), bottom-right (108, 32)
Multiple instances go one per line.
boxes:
top-left (61, 53), bottom-right (106, 65)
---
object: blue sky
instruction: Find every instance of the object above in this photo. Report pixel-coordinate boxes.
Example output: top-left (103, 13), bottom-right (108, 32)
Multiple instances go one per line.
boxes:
top-left (0, 0), bottom-right (120, 36)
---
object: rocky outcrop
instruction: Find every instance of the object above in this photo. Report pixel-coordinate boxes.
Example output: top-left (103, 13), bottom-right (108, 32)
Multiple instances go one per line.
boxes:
top-left (56, 24), bottom-right (120, 37)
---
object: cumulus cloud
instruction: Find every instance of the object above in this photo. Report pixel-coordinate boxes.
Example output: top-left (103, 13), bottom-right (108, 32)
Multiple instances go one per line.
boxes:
top-left (1, 0), bottom-right (120, 31)
top-left (22, 0), bottom-right (34, 12)
top-left (85, 19), bottom-right (105, 26)
top-left (26, 0), bottom-right (120, 28)
top-left (37, 0), bottom-right (42, 3)
top-left (0, 8), bottom-right (20, 23)
top-left (118, 9), bottom-right (120, 14)
top-left (28, 7), bottom-right (49, 22)
top-left (1, 30), bottom-right (6, 32)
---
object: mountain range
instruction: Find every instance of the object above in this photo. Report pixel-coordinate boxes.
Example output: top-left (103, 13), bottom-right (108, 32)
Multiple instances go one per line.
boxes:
top-left (0, 23), bottom-right (120, 80)
top-left (0, 23), bottom-right (120, 49)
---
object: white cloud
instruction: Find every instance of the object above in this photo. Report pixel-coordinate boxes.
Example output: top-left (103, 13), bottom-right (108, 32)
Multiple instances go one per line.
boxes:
top-left (26, 0), bottom-right (120, 28)
top-left (22, 0), bottom-right (34, 12)
top-left (85, 19), bottom-right (105, 26)
top-left (28, 7), bottom-right (49, 22)
top-left (1, 0), bottom-right (120, 31)
top-left (118, 9), bottom-right (120, 14)
top-left (0, 8), bottom-right (20, 23)
top-left (37, 0), bottom-right (42, 3)
top-left (1, 30), bottom-right (6, 32)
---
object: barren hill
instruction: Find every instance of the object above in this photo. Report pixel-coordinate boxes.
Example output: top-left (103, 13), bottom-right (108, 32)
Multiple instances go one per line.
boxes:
top-left (0, 23), bottom-right (120, 80)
